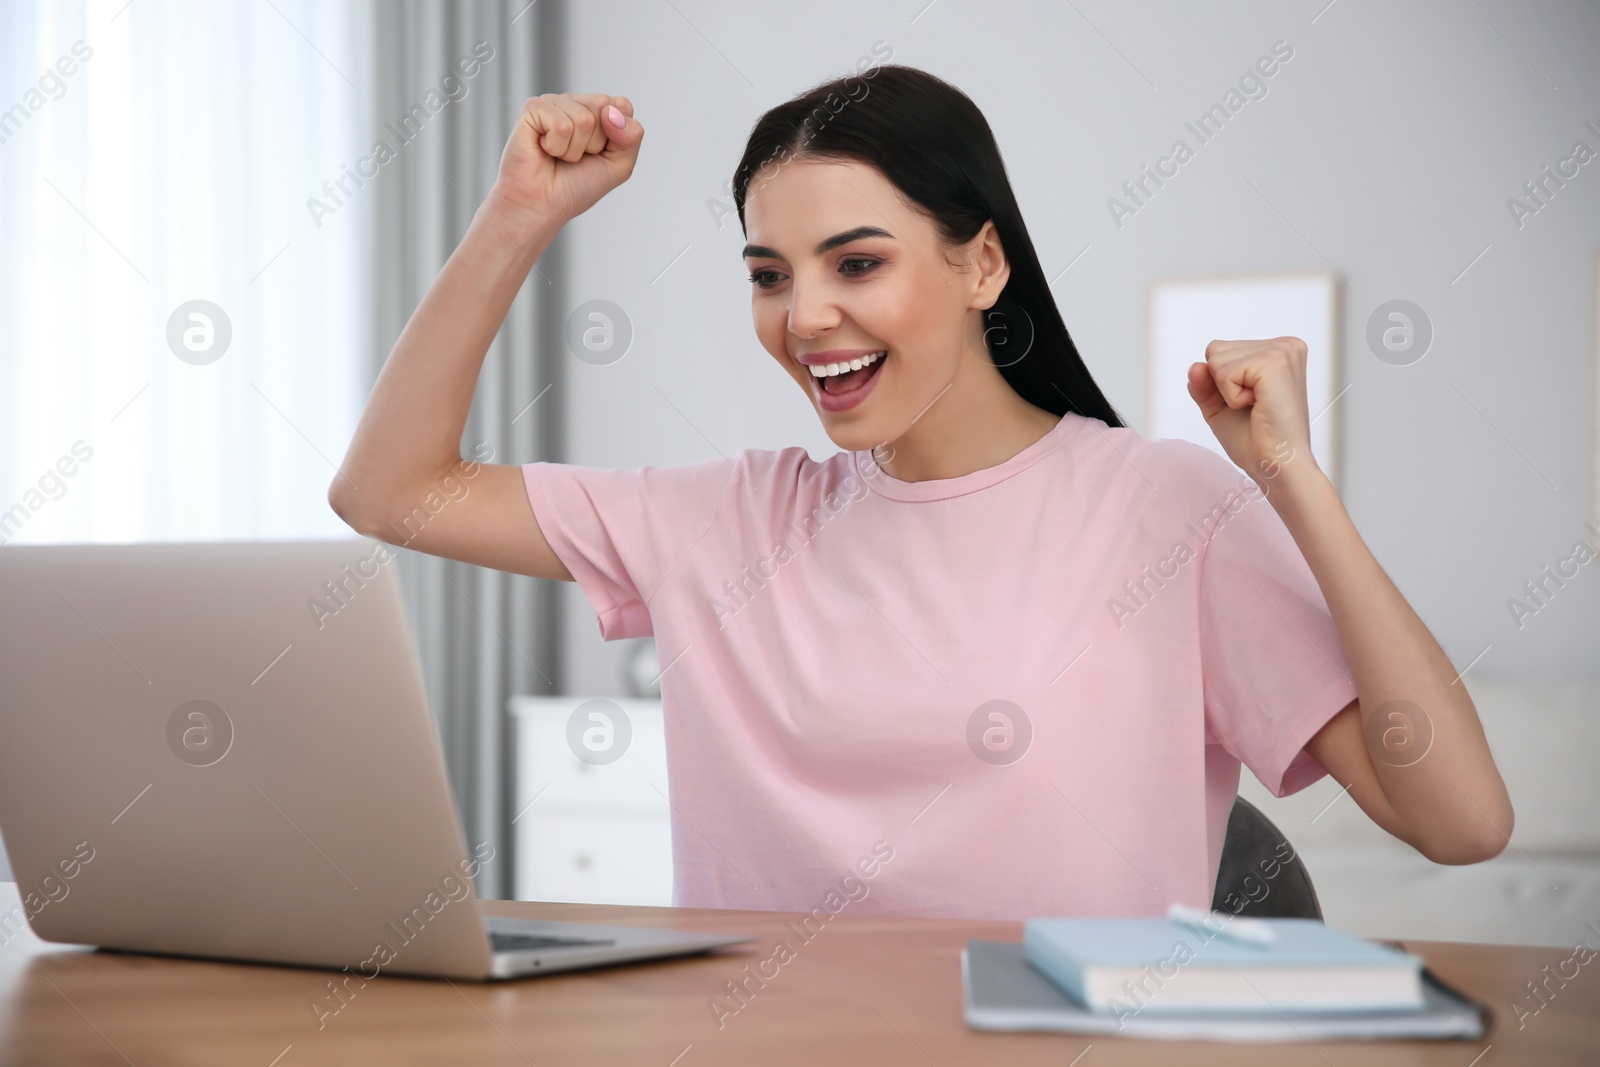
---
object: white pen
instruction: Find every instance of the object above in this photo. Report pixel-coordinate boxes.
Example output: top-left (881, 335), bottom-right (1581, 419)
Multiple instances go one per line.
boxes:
top-left (1166, 902), bottom-right (1279, 947)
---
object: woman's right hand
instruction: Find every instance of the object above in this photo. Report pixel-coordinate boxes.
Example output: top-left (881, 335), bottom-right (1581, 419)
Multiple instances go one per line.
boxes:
top-left (490, 93), bottom-right (643, 226)
top-left (333, 93), bottom-right (643, 583)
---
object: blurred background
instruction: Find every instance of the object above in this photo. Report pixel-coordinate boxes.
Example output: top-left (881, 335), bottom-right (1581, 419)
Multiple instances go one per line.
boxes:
top-left (1, 0), bottom-right (1596, 948)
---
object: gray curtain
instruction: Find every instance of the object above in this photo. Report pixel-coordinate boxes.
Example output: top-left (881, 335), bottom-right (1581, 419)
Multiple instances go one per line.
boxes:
top-left (368, 0), bottom-right (569, 898)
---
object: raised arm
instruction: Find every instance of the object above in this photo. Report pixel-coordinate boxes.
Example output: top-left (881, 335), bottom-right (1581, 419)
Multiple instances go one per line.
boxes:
top-left (328, 93), bottom-right (643, 580)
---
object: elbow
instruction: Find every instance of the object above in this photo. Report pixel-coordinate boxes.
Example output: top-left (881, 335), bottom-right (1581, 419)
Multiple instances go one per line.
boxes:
top-left (1419, 834), bottom-right (1506, 866)
top-left (328, 460), bottom-right (453, 547)
top-left (327, 474), bottom-right (358, 528)
top-left (328, 473), bottom-right (381, 539)
top-left (1414, 801), bottom-right (1515, 866)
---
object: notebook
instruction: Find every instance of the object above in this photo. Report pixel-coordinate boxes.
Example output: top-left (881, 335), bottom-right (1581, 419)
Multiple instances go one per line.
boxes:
top-left (963, 940), bottom-right (1489, 1041)
top-left (1024, 916), bottom-right (1423, 1014)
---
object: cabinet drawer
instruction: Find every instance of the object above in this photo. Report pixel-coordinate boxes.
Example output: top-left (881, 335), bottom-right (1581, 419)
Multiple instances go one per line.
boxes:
top-left (511, 696), bottom-right (668, 808)
top-left (516, 811), bottom-right (672, 906)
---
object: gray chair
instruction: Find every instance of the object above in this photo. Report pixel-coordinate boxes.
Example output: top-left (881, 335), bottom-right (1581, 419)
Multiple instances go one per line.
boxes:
top-left (1210, 795), bottom-right (1322, 920)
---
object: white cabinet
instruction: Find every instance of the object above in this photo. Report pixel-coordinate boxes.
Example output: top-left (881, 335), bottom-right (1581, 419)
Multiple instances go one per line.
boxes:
top-left (508, 696), bottom-right (672, 906)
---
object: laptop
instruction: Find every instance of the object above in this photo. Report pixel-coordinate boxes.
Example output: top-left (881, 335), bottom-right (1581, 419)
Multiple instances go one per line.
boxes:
top-left (0, 538), bottom-right (754, 980)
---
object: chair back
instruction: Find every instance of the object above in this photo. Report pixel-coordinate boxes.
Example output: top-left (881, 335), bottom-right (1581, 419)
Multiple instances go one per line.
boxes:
top-left (1210, 795), bottom-right (1322, 919)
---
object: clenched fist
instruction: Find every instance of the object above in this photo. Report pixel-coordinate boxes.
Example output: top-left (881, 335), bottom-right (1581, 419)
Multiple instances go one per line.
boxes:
top-left (1186, 336), bottom-right (1319, 490)
top-left (492, 93), bottom-right (643, 225)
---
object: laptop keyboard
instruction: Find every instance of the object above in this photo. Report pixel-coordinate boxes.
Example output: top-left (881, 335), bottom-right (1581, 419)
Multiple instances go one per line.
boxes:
top-left (489, 931), bottom-right (616, 953)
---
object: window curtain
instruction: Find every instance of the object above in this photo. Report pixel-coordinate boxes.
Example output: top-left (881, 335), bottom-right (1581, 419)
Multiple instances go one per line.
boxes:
top-left (368, 0), bottom-right (568, 899)
top-left (0, 0), bottom-right (369, 545)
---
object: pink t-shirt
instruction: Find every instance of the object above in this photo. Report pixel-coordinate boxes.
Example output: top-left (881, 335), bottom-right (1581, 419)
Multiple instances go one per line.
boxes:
top-left (521, 411), bottom-right (1358, 921)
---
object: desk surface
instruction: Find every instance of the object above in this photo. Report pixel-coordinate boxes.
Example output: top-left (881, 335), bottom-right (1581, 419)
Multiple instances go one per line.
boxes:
top-left (3, 894), bottom-right (1595, 1065)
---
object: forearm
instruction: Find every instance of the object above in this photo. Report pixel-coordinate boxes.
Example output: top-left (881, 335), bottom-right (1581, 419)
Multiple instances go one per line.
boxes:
top-left (331, 191), bottom-right (561, 521)
top-left (1267, 466), bottom-right (1513, 860)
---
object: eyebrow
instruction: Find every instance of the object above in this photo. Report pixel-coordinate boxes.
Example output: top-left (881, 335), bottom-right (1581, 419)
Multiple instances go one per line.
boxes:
top-left (741, 225), bottom-right (894, 261)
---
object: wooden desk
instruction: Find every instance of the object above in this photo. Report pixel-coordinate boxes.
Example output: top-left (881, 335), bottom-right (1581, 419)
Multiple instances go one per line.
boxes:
top-left (2, 895), bottom-right (1596, 1065)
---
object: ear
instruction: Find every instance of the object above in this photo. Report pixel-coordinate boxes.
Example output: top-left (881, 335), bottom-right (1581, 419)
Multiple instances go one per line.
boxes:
top-left (970, 220), bottom-right (1010, 309)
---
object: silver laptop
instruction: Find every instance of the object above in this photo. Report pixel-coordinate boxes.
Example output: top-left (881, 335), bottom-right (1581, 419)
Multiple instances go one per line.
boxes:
top-left (0, 538), bottom-right (753, 980)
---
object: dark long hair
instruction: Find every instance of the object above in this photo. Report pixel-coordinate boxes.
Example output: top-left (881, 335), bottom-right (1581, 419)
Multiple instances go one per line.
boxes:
top-left (732, 63), bottom-right (1126, 429)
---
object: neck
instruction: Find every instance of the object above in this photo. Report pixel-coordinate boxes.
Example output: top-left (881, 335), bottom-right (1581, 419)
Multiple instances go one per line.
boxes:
top-left (874, 356), bottom-right (1061, 484)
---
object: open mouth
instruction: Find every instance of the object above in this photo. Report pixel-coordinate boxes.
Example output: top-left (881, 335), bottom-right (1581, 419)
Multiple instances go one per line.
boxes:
top-left (811, 350), bottom-right (887, 396)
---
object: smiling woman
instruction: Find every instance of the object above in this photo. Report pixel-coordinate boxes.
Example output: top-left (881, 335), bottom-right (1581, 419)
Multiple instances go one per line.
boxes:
top-left (332, 65), bottom-right (1511, 923)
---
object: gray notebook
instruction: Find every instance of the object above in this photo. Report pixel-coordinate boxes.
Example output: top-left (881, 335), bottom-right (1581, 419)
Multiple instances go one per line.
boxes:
top-left (962, 940), bottom-right (1489, 1042)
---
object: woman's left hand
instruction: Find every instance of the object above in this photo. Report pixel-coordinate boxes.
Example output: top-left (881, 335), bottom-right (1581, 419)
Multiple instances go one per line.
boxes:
top-left (1186, 336), bottom-right (1320, 487)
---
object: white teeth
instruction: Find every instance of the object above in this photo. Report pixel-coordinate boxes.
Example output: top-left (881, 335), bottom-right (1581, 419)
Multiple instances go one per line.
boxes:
top-left (809, 351), bottom-right (884, 377)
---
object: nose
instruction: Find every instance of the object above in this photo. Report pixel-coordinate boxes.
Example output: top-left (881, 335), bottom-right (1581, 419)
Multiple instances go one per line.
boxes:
top-left (786, 270), bottom-right (841, 339)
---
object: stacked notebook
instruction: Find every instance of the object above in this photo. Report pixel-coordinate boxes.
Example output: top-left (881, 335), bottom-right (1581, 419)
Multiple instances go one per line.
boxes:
top-left (962, 911), bottom-right (1488, 1041)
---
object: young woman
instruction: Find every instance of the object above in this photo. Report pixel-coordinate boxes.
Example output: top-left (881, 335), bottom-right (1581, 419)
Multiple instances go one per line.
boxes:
top-left (331, 66), bottom-right (1513, 922)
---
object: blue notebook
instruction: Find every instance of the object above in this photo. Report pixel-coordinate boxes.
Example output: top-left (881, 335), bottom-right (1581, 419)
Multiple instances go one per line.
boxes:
top-left (966, 940), bottom-right (1487, 1041)
top-left (1023, 917), bottom-right (1425, 1016)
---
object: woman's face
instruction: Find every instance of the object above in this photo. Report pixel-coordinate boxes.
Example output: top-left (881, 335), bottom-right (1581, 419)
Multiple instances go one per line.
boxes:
top-left (741, 158), bottom-right (1004, 454)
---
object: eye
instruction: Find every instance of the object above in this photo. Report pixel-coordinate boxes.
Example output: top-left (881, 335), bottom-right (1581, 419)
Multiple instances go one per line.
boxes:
top-left (839, 256), bottom-right (879, 277)
top-left (748, 269), bottom-right (783, 290)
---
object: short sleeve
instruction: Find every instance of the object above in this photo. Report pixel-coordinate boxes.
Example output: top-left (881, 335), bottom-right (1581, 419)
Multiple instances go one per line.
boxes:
top-left (1196, 465), bottom-right (1360, 797)
top-left (522, 458), bottom-right (735, 641)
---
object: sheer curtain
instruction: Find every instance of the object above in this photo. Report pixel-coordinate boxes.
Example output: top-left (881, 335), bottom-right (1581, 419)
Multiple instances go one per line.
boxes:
top-left (0, 0), bottom-right (371, 546)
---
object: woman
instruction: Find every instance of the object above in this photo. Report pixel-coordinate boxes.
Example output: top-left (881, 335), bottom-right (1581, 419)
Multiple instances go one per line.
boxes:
top-left (330, 65), bottom-right (1512, 922)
